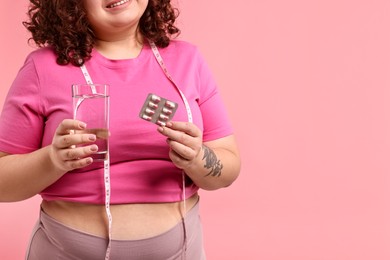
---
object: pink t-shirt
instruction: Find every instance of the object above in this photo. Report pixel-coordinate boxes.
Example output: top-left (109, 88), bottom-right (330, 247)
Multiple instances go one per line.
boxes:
top-left (0, 40), bottom-right (233, 204)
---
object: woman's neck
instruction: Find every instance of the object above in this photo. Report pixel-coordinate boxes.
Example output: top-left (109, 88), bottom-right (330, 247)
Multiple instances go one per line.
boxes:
top-left (94, 33), bottom-right (144, 60)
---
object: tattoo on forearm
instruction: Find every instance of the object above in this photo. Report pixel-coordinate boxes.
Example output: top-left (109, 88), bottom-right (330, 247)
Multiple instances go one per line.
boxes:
top-left (202, 145), bottom-right (223, 177)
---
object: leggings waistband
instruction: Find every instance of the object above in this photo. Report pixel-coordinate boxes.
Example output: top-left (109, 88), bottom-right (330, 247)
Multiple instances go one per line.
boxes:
top-left (26, 201), bottom-right (205, 260)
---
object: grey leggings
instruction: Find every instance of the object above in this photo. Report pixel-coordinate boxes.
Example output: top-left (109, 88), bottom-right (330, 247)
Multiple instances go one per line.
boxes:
top-left (26, 201), bottom-right (205, 260)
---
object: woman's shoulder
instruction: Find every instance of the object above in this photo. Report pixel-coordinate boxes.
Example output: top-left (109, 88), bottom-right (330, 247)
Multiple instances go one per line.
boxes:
top-left (20, 47), bottom-right (79, 84)
top-left (23, 47), bottom-right (78, 76)
top-left (25, 47), bottom-right (58, 65)
top-left (162, 40), bottom-right (199, 55)
top-left (159, 39), bottom-right (203, 62)
top-left (168, 39), bottom-right (197, 49)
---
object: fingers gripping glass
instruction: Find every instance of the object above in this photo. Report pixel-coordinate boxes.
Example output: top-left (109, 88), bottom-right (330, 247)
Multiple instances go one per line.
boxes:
top-left (72, 84), bottom-right (110, 161)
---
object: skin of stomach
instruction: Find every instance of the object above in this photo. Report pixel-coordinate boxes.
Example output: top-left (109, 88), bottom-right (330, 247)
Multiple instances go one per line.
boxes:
top-left (41, 193), bottom-right (199, 240)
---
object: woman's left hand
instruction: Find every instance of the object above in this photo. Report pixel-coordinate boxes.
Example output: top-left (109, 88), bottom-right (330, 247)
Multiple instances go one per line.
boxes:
top-left (157, 121), bottom-right (203, 170)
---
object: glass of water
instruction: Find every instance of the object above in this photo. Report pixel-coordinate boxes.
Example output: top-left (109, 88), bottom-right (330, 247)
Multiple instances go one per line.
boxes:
top-left (72, 84), bottom-right (109, 161)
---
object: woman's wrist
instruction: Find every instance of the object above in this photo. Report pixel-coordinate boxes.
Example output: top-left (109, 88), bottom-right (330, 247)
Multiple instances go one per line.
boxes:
top-left (184, 145), bottom-right (226, 190)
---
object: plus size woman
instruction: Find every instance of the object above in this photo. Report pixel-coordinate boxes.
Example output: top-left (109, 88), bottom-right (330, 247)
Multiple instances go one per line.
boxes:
top-left (0, 0), bottom-right (241, 259)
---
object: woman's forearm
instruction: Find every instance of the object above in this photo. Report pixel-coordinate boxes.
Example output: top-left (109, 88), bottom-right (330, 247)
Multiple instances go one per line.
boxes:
top-left (0, 146), bottom-right (66, 202)
top-left (0, 119), bottom-right (103, 202)
top-left (184, 141), bottom-right (241, 191)
top-left (157, 122), bottom-right (241, 190)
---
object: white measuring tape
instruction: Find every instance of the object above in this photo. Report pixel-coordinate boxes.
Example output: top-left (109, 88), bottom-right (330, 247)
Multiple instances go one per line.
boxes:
top-left (80, 40), bottom-right (192, 259)
top-left (148, 39), bottom-right (193, 257)
top-left (80, 65), bottom-right (112, 260)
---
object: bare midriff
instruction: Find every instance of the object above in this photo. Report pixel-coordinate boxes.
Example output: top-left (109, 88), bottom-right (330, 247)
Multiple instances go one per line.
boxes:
top-left (41, 193), bottom-right (199, 240)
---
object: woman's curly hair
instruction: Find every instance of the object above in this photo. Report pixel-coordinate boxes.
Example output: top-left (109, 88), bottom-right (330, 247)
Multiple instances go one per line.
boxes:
top-left (23, 0), bottom-right (180, 66)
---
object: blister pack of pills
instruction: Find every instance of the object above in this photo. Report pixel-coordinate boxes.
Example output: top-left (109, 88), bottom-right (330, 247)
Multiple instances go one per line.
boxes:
top-left (139, 93), bottom-right (178, 126)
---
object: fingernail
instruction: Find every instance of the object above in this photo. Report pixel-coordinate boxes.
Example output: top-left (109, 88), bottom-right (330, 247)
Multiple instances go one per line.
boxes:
top-left (89, 135), bottom-right (96, 141)
top-left (79, 122), bottom-right (87, 129)
top-left (86, 158), bottom-right (93, 164)
top-left (166, 122), bottom-right (173, 127)
top-left (90, 145), bottom-right (98, 152)
top-left (157, 126), bottom-right (164, 133)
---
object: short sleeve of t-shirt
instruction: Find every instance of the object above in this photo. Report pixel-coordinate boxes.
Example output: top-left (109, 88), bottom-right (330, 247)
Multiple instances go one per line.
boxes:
top-left (0, 55), bottom-right (44, 154)
top-left (195, 49), bottom-right (233, 142)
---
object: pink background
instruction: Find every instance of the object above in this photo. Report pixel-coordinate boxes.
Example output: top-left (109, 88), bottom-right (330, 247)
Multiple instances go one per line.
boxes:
top-left (1, 0), bottom-right (390, 259)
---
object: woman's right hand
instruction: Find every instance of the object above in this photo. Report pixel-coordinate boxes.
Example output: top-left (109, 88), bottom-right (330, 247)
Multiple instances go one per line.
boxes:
top-left (49, 119), bottom-right (98, 172)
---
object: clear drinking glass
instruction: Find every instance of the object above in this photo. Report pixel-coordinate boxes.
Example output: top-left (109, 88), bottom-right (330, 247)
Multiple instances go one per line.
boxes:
top-left (72, 84), bottom-right (110, 161)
